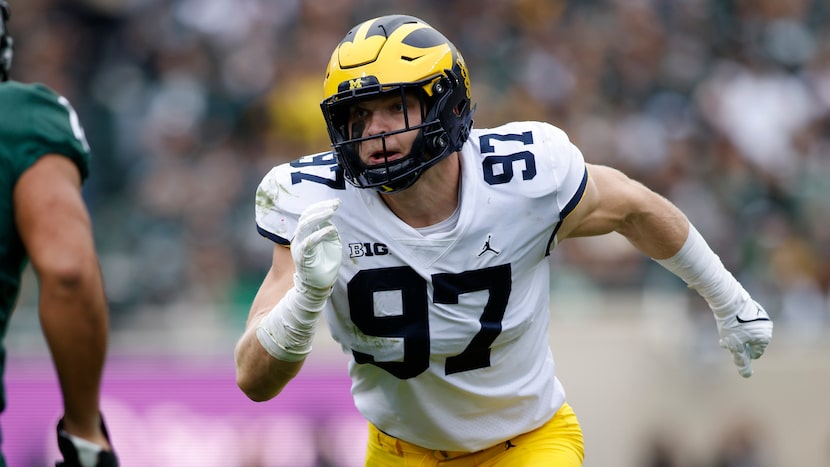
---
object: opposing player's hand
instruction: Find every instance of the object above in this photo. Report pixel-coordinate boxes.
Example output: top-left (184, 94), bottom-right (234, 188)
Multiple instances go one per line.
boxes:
top-left (715, 300), bottom-right (773, 378)
top-left (291, 198), bottom-right (342, 298)
top-left (56, 418), bottom-right (118, 467)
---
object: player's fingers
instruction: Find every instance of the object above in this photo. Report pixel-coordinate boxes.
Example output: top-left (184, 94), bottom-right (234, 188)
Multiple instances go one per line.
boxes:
top-left (300, 199), bottom-right (340, 225)
top-left (299, 225), bottom-right (339, 254)
top-left (718, 335), bottom-right (739, 352)
top-left (746, 341), bottom-right (767, 359)
top-left (733, 345), bottom-right (753, 378)
top-left (294, 199), bottom-right (341, 241)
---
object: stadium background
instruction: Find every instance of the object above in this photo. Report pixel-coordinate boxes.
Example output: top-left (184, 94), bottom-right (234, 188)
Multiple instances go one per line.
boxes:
top-left (4, 0), bottom-right (830, 465)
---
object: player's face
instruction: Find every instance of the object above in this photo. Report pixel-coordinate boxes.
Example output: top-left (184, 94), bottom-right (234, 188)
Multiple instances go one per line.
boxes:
top-left (348, 93), bottom-right (423, 166)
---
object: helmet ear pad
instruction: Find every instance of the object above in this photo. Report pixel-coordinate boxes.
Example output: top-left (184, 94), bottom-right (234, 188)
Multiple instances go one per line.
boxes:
top-left (427, 68), bottom-right (475, 157)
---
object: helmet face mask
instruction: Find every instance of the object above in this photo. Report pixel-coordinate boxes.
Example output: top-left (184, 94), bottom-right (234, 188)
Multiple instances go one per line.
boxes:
top-left (321, 15), bottom-right (475, 193)
top-left (0, 0), bottom-right (12, 82)
top-left (323, 75), bottom-right (446, 192)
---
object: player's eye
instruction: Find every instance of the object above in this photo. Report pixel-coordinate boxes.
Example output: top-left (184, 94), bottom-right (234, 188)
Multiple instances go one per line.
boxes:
top-left (350, 107), bottom-right (369, 121)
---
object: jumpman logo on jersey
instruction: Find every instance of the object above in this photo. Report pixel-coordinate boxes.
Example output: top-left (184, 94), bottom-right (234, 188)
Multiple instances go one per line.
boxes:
top-left (478, 234), bottom-right (501, 256)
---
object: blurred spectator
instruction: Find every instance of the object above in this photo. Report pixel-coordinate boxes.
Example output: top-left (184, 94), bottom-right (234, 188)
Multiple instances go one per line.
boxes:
top-left (640, 430), bottom-right (682, 467)
top-left (710, 418), bottom-right (768, 467)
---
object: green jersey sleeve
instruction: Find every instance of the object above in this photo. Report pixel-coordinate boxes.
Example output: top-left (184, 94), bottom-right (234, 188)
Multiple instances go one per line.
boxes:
top-left (0, 81), bottom-right (92, 182)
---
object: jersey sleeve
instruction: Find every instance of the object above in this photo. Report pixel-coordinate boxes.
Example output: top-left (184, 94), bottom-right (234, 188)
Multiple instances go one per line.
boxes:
top-left (255, 165), bottom-right (297, 246)
top-left (0, 82), bottom-right (91, 183)
top-left (255, 152), bottom-right (343, 245)
top-left (535, 121), bottom-right (588, 222)
top-left (538, 122), bottom-right (588, 253)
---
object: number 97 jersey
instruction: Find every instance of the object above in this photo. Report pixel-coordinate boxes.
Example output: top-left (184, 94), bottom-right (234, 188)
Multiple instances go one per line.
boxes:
top-left (255, 121), bottom-right (588, 452)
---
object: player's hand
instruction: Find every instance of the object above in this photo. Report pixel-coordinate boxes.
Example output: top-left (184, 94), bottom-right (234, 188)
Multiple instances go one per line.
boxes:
top-left (291, 198), bottom-right (342, 300)
top-left (714, 299), bottom-right (773, 378)
top-left (56, 418), bottom-right (118, 467)
top-left (255, 199), bottom-right (342, 361)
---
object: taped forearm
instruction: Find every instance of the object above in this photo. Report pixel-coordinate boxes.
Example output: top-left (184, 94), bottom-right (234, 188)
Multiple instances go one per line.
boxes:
top-left (654, 223), bottom-right (750, 318)
top-left (255, 284), bottom-right (328, 362)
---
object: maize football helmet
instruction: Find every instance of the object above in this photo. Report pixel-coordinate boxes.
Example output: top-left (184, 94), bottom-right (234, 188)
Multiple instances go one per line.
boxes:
top-left (321, 15), bottom-right (475, 193)
top-left (0, 0), bottom-right (12, 81)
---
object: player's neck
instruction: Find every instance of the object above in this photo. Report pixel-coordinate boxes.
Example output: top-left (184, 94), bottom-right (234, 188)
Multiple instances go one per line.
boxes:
top-left (379, 152), bottom-right (461, 228)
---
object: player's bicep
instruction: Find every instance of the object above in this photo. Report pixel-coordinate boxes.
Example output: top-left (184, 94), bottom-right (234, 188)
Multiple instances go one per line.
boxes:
top-left (558, 163), bottom-right (689, 258)
top-left (557, 163), bottom-right (641, 240)
top-left (14, 155), bottom-right (95, 274)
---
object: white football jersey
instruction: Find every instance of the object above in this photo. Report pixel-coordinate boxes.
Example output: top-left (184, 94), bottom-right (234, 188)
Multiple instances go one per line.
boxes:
top-left (255, 121), bottom-right (588, 452)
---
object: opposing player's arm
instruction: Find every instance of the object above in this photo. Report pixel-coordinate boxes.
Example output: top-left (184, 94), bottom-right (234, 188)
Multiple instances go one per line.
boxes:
top-left (557, 163), bottom-right (689, 258)
top-left (234, 244), bottom-right (304, 401)
top-left (14, 154), bottom-right (112, 450)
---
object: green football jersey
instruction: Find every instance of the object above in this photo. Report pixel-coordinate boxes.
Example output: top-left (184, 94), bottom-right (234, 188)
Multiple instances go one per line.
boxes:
top-left (0, 81), bottom-right (91, 416)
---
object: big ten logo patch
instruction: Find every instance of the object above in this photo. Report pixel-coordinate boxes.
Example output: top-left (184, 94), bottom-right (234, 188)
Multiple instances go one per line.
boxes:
top-left (348, 242), bottom-right (389, 258)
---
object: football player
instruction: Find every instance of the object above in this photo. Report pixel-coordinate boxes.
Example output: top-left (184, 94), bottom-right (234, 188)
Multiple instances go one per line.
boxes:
top-left (235, 15), bottom-right (772, 466)
top-left (0, 2), bottom-right (118, 466)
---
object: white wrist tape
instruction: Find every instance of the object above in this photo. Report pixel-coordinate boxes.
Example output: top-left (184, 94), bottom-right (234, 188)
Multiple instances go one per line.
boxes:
top-left (654, 224), bottom-right (749, 318)
top-left (256, 286), bottom-right (327, 362)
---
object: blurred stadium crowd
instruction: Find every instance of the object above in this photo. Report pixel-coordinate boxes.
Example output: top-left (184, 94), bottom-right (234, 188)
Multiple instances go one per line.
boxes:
top-left (9, 0), bottom-right (830, 337)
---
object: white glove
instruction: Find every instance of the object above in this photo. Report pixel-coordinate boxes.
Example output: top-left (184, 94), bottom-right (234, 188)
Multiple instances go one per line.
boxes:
top-left (655, 224), bottom-right (774, 378)
top-left (290, 198), bottom-right (343, 304)
top-left (257, 199), bottom-right (342, 362)
top-left (714, 297), bottom-right (773, 378)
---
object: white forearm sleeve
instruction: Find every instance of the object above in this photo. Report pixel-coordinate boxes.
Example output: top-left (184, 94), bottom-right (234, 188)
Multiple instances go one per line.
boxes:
top-left (255, 285), bottom-right (327, 362)
top-left (654, 223), bottom-right (750, 318)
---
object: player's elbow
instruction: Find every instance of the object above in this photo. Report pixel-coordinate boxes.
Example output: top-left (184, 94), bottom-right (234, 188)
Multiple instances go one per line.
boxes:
top-left (238, 385), bottom-right (274, 403)
top-left (236, 369), bottom-right (280, 402)
top-left (234, 351), bottom-right (282, 402)
top-left (35, 252), bottom-right (99, 293)
top-left (234, 332), bottom-right (302, 401)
